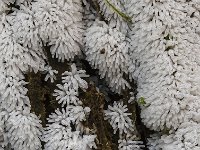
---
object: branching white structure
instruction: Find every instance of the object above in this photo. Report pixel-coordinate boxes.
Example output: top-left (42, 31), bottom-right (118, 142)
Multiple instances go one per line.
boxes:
top-left (97, 0), bottom-right (129, 33)
top-left (61, 64), bottom-right (89, 91)
top-left (43, 64), bottom-right (96, 150)
top-left (104, 101), bottom-right (144, 149)
top-left (32, 0), bottom-right (84, 62)
top-left (6, 110), bottom-right (43, 150)
top-left (43, 108), bottom-right (96, 150)
top-left (0, 111), bottom-right (8, 148)
top-left (1, 0), bottom-right (199, 149)
top-left (104, 101), bottom-right (134, 135)
top-left (0, 0), bottom-right (85, 149)
top-left (53, 85), bottom-right (81, 106)
top-left (85, 20), bottom-right (130, 93)
top-left (118, 139), bottom-right (144, 150)
top-left (44, 66), bottom-right (58, 83)
top-left (148, 122), bottom-right (200, 150)
top-left (0, 4), bottom-right (45, 149)
top-left (128, 0), bottom-right (200, 149)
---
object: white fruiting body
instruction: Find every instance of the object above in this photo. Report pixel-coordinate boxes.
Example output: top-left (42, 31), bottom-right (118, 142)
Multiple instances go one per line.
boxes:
top-left (43, 64), bottom-right (96, 150)
top-left (85, 20), bottom-right (130, 93)
top-left (1, 0), bottom-right (199, 149)
top-left (104, 101), bottom-right (134, 135)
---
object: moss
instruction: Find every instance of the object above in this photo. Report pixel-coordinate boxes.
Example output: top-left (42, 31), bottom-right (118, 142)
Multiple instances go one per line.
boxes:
top-left (25, 46), bottom-right (144, 148)
top-left (138, 97), bottom-right (146, 106)
top-left (161, 126), bottom-right (171, 135)
top-left (26, 72), bottom-right (48, 126)
top-left (81, 85), bottom-right (118, 150)
top-left (26, 46), bottom-right (70, 126)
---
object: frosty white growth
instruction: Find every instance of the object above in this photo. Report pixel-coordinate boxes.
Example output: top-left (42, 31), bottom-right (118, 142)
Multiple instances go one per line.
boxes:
top-left (1, 0), bottom-right (200, 149)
